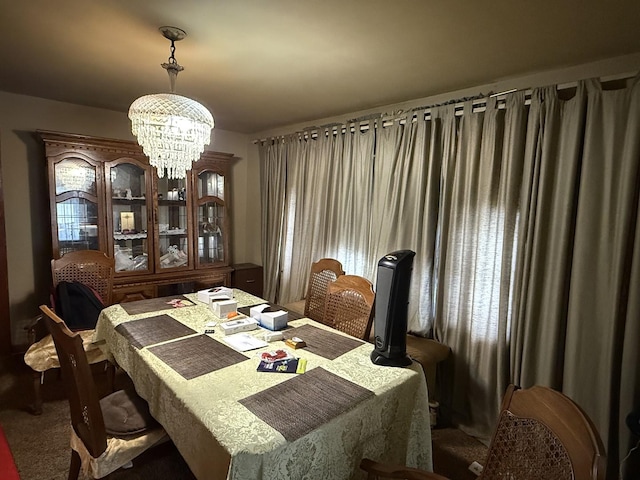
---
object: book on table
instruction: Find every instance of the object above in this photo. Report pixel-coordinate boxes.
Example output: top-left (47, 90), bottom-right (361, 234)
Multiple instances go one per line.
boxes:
top-left (257, 349), bottom-right (306, 373)
top-left (257, 357), bottom-right (307, 374)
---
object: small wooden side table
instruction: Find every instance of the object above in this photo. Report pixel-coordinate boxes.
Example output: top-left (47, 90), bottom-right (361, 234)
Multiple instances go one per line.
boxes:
top-left (231, 263), bottom-right (264, 298)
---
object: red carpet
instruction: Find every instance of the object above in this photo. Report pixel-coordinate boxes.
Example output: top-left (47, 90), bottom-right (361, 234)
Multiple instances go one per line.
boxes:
top-left (0, 423), bottom-right (20, 479)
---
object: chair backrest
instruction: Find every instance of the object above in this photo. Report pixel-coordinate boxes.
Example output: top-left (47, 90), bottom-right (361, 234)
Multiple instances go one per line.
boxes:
top-left (303, 258), bottom-right (345, 323)
top-left (481, 384), bottom-right (606, 480)
top-left (322, 275), bottom-right (375, 340)
top-left (51, 250), bottom-right (114, 306)
top-left (39, 304), bottom-right (108, 459)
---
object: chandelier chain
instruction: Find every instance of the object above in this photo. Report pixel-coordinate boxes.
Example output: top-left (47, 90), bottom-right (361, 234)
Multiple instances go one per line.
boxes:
top-left (168, 40), bottom-right (178, 66)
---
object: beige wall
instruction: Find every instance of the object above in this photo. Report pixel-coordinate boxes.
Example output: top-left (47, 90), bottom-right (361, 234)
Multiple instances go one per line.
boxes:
top-left (0, 91), bottom-right (257, 347)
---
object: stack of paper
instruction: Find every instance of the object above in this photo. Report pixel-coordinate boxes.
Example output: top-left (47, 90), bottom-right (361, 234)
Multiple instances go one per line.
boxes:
top-left (222, 332), bottom-right (268, 352)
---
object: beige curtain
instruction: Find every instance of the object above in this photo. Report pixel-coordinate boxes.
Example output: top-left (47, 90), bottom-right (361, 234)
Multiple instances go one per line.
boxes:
top-left (259, 127), bottom-right (375, 304)
top-left (434, 95), bottom-right (527, 438)
top-left (278, 135), bottom-right (334, 303)
top-left (511, 84), bottom-right (587, 389)
top-left (323, 128), bottom-right (375, 278)
top-left (512, 77), bottom-right (640, 477)
top-left (260, 116), bottom-right (445, 335)
top-left (259, 76), bottom-right (640, 474)
top-left (368, 113), bottom-right (442, 334)
top-left (259, 137), bottom-right (290, 301)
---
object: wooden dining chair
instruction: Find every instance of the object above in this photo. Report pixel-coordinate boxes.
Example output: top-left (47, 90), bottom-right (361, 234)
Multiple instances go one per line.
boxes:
top-left (24, 250), bottom-right (115, 414)
top-left (360, 384), bottom-right (607, 480)
top-left (40, 304), bottom-right (168, 479)
top-left (322, 274), bottom-right (375, 340)
top-left (285, 258), bottom-right (346, 321)
top-left (300, 258), bottom-right (346, 323)
top-left (51, 250), bottom-right (115, 305)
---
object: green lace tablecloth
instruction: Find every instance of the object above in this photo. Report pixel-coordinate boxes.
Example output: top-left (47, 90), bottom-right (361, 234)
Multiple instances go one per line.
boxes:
top-left (94, 289), bottom-right (433, 480)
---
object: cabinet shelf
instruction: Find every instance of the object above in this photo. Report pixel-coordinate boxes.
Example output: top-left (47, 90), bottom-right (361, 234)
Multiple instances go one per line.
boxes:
top-left (111, 197), bottom-right (147, 203)
top-left (114, 233), bottom-right (148, 240)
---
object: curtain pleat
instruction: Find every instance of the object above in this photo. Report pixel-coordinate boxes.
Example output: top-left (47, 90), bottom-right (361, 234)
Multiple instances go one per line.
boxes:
top-left (325, 128), bottom-right (375, 278)
top-left (620, 186), bottom-right (640, 477)
top-left (259, 139), bottom-right (289, 301)
top-left (512, 77), bottom-right (640, 475)
top-left (512, 84), bottom-right (588, 388)
top-left (434, 96), bottom-right (525, 439)
top-left (369, 113), bottom-right (441, 334)
top-left (280, 137), bottom-right (332, 303)
top-left (563, 78), bottom-right (640, 478)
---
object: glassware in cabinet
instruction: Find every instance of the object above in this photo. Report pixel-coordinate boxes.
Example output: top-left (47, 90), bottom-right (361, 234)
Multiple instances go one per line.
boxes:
top-left (196, 170), bottom-right (228, 267)
top-left (156, 176), bottom-right (191, 270)
top-left (108, 161), bottom-right (152, 274)
top-left (52, 157), bottom-right (105, 256)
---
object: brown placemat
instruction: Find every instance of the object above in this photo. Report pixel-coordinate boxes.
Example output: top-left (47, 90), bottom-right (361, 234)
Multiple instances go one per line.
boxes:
top-left (238, 303), bottom-right (305, 321)
top-left (240, 367), bottom-right (373, 441)
top-left (283, 324), bottom-right (364, 360)
top-left (148, 334), bottom-right (248, 380)
top-left (115, 314), bottom-right (196, 349)
top-left (120, 295), bottom-right (196, 315)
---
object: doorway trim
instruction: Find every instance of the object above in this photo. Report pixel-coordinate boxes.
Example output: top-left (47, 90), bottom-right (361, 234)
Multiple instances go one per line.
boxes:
top-left (0, 134), bottom-right (10, 355)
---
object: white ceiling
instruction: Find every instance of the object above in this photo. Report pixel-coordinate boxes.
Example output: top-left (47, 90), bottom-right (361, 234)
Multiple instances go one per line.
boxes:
top-left (1, 0), bottom-right (640, 134)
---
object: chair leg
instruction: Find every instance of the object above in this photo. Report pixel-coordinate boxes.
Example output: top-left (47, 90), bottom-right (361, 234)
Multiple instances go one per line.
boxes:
top-left (68, 449), bottom-right (81, 480)
top-left (105, 362), bottom-right (116, 393)
top-left (29, 370), bottom-right (43, 415)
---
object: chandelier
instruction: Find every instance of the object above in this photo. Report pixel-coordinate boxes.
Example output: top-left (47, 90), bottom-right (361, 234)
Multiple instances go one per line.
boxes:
top-left (129, 26), bottom-right (214, 179)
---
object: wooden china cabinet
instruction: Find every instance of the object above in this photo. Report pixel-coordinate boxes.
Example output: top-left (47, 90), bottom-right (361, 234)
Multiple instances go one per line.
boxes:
top-left (39, 130), bottom-right (234, 303)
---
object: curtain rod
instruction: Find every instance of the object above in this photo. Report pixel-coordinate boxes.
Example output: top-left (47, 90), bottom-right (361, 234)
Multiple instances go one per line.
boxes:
top-left (254, 71), bottom-right (638, 144)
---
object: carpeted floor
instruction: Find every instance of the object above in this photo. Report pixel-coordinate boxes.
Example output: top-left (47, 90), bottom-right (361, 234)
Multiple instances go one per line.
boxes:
top-left (0, 354), bottom-right (487, 479)
top-left (431, 427), bottom-right (488, 480)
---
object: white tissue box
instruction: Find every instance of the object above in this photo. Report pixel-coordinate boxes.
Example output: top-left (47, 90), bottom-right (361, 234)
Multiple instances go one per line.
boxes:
top-left (210, 299), bottom-right (238, 318)
top-left (260, 310), bottom-right (289, 331)
top-left (250, 304), bottom-right (270, 319)
top-left (197, 287), bottom-right (234, 304)
top-left (219, 317), bottom-right (259, 335)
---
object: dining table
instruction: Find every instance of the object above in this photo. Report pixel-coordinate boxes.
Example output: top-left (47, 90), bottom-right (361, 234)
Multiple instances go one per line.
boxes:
top-left (94, 289), bottom-right (433, 480)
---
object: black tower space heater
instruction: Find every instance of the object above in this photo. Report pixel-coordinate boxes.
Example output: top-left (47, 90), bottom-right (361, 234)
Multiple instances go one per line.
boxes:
top-left (371, 249), bottom-right (415, 367)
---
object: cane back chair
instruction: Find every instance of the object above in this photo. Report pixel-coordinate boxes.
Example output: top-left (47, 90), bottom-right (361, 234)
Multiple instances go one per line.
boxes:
top-left (322, 274), bottom-right (375, 340)
top-left (51, 250), bottom-right (114, 305)
top-left (360, 384), bottom-right (606, 480)
top-left (302, 258), bottom-right (345, 323)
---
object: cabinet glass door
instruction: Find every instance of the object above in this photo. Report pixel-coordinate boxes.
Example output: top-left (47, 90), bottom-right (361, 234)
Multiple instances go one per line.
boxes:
top-left (54, 158), bottom-right (101, 255)
top-left (196, 170), bottom-right (226, 266)
top-left (156, 177), bottom-right (191, 270)
top-left (109, 162), bottom-right (151, 273)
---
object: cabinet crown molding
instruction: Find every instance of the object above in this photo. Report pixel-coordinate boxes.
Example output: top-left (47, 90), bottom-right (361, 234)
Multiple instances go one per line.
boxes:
top-left (37, 130), bottom-right (237, 161)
